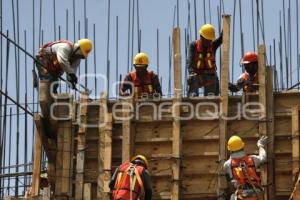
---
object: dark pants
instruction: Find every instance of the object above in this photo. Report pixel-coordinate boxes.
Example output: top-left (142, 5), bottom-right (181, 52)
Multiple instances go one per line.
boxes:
top-left (35, 56), bottom-right (60, 94)
top-left (187, 71), bottom-right (220, 96)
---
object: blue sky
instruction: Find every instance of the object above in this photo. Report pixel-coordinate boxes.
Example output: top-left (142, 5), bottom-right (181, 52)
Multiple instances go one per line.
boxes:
top-left (1, 0), bottom-right (300, 195)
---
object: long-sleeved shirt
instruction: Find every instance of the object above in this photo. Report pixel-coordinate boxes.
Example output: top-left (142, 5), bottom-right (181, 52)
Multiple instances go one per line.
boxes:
top-left (223, 146), bottom-right (267, 188)
top-left (41, 42), bottom-right (82, 75)
top-left (109, 166), bottom-right (152, 200)
top-left (186, 33), bottom-right (223, 74)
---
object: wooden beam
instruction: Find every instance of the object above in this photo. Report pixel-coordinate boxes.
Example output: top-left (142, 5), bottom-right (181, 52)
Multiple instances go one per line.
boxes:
top-left (98, 93), bottom-right (112, 200)
top-left (266, 67), bottom-right (275, 199)
top-left (292, 106), bottom-right (300, 198)
top-left (258, 45), bottom-right (268, 200)
top-left (172, 27), bottom-right (182, 200)
top-left (32, 125), bottom-right (42, 196)
top-left (83, 183), bottom-right (92, 200)
top-left (122, 97), bottom-right (134, 162)
top-left (75, 92), bottom-right (89, 200)
top-left (218, 15), bottom-right (231, 200)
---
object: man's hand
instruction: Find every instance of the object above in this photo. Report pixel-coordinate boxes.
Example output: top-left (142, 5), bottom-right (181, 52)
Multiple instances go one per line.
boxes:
top-left (257, 136), bottom-right (268, 148)
top-left (229, 83), bottom-right (239, 92)
top-left (68, 73), bottom-right (78, 89)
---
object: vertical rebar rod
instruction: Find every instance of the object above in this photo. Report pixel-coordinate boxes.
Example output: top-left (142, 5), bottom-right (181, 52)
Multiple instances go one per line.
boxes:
top-left (297, 0), bottom-right (299, 88)
top-left (73, 0), bottom-right (76, 41)
top-left (8, 108), bottom-right (11, 195)
top-left (238, 0), bottom-right (244, 58)
top-left (130, 0), bottom-right (135, 70)
top-left (127, 0), bottom-right (131, 73)
top-left (116, 17), bottom-right (119, 97)
top-left (193, 0), bottom-right (197, 40)
top-left (261, 0), bottom-right (265, 45)
top-left (157, 29), bottom-right (159, 77)
top-left (288, 0), bottom-right (292, 86)
top-left (273, 39), bottom-right (278, 91)
top-left (93, 23), bottom-right (97, 97)
top-left (283, 1), bottom-right (289, 87)
top-left (137, 0), bottom-right (140, 52)
top-left (168, 36), bottom-right (171, 96)
top-left (251, 0), bottom-right (256, 51)
top-left (53, 0), bottom-right (56, 40)
top-left (24, 30), bottom-right (28, 189)
top-left (85, 18), bottom-right (88, 88)
top-left (177, 0), bottom-right (179, 26)
top-left (173, 5), bottom-right (176, 29)
top-left (184, 29), bottom-right (187, 97)
top-left (0, 0), bottom-right (2, 193)
top-left (31, 0), bottom-right (35, 167)
top-left (203, 0), bottom-right (206, 24)
top-left (279, 11), bottom-right (284, 89)
top-left (107, 0), bottom-right (111, 97)
top-left (256, 0), bottom-right (259, 47)
top-left (208, 0), bottom-right (211, 23)
top-left (66, 9), bottom-right (69, 39)
top-left (231, 0), bottom-right (236, 83)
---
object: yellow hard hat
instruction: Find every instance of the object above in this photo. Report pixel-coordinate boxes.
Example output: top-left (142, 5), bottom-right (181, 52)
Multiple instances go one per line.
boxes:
top-left (78, 38), bottom-right (93, 58)
top-left (199, 24), bottom-right (216, 40)
top-left (227, 135), bottom-right (245, 152)
top-left (131, 155), bottom-right (149, 169)
top-left (134, 52), bottom-right (149, 66)
top-left (40, 173), bottom-right (48, 179)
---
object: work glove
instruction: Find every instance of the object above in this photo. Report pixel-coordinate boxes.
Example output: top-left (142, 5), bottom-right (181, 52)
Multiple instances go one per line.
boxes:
top-left (67, 73), bottom-right (78, 89)
top-left (257, 136), bottom-right (268, 148)
top-left (228, 83), bottom-right (239, 92)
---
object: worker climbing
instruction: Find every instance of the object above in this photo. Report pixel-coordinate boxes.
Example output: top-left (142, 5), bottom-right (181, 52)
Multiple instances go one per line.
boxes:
top-left (120, 52), bottom-right (162, 99)
top-left (224, 135), bottom-right (268, 200)
top-left (186, 24), bottom-right (223, 96)
top-left (35, 38), bottom-right (93, 93)
top-left (229, 52), bottom-right (259, 93)
top-left (109, 155), bottom-right (152, 200)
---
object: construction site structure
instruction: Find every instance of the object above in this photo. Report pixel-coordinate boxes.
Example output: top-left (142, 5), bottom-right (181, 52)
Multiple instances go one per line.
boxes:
top-left (5, 16), bottom-right (300, 200)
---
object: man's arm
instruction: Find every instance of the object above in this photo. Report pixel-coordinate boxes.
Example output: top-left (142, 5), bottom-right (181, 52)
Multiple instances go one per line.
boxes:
top-left (141, 169), bottom-right (152, 200)
top-left (186, 41), bottom-right (196, 74)
top-left (251, 136), bottom-right (268, 167)
top-left (212, 31), bottom-right (223, 50)
top-left (119, 74), bottom-right (133, 95)
top-left (109, 167), bottom-right (119, 191)
top-left (152, 74), bottom-right (162, 95)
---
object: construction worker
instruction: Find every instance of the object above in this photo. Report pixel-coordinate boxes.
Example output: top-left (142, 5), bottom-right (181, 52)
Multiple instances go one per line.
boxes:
top-left (229, 52), bottom-right (259, 93)
top-left (109, 155), bottom-right (152, 200)
top-left (24, 173), bottom-right (50, 198)
top-left (186, 24), bottom-right (222, 96)
top-left (120, 52), bottom-right (162, 99)
top-left (35, 39), bottom-right (92, 93)
top-left (224, 135), bottom-right (268, 200)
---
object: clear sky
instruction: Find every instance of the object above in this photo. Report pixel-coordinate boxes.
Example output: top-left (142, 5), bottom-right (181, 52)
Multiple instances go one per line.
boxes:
top-left (0, 0), bottom-right (299, 195)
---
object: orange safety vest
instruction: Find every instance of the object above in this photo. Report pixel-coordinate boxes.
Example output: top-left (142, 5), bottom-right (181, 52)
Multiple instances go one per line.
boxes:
top-left (113, 162), bottom-right (145, 200)
top-left (38, 40), bottom-right (74, 76)
top-left (130, 71), bottom-right (154, 98)
top-left (193, 40), bottom-right (217, 73)
top-left (231, 156), bottom-right (261, 187)
top-left (240, 72), bottom-right (259, 92)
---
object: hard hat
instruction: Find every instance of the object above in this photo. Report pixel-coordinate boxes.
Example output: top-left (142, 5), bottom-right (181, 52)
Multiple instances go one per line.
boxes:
top-left (227, 135), bottom-right (245, 152)
top-left (78, 39), bottom-right (93, 58)
top-left (241, 52), bottom-right (258, 64)
top-left (199, 24), bottom-right (216, 40)
top-left (134, 52), bottom-right (149, 66)
top-left (131, 155), bottom-right (149, 169)
top-left (40, 173), bottom-right (48, 179)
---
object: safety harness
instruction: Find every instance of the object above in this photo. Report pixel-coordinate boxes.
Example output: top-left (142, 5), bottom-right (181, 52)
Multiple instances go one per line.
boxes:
top-left (113, 162), bottom-right (145, 200)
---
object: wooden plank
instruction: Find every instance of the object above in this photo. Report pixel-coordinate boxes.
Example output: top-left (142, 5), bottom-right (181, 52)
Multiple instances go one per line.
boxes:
top-left (98, 93), bottom-right (112, 200)
top-left (32, 125), bottom-right (42, 196)
top-left (266, 66), bottom-right (275, 199)
top-left (83, 183), bottom-right (92, 200)
top-left (291, 106), bottom-right (300, 199)
top-left (122, 97), bottom-right (134, 162)
top-left (218, 15), bottom-right (231, 200)
top-left (61, 121), bottom-right (72, 196)
top-left (172, 27), bottom-right (182, 200)
top-left (75, 92), bottom-right (89, 200)
top-left (258, 45), bottom-right (268, 200)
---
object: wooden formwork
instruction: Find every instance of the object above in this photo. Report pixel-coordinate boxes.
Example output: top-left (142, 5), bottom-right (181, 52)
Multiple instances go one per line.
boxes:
top-left (28, 16), bottom-right (300, 200)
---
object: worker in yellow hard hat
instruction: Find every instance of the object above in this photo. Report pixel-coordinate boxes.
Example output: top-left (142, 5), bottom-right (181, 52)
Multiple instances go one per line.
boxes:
top-left (186, 24), bottom-right (222, 96)
top-left (120, 52), bottom-right (162, 99)
top-left (35, 38), bottom-right (93, 93)
top-left (224, 135), bottom-right (268, 200)
top-left (109, 155), bottom-right (152, 200)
